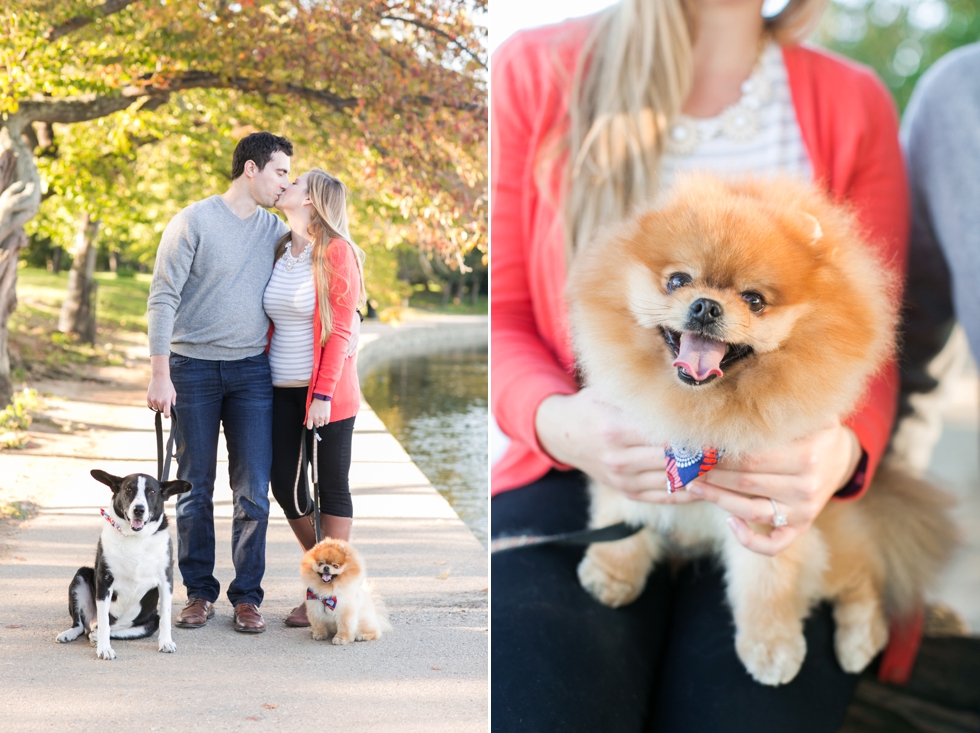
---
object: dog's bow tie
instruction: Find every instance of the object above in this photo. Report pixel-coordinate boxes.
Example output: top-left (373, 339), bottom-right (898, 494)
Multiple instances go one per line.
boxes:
top-left (100, 508), bottom-right (125, 534)
top-left (665, 444), bottom-right (722, 493)
top-left (307, 589), bottom-right (337, 610)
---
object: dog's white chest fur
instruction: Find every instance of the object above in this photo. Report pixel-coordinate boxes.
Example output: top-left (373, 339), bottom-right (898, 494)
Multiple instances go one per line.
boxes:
top-left (101, 525), bottom-right (170, 623)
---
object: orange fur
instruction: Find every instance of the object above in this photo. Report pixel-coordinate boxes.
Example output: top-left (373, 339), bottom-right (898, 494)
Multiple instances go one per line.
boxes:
top-left (300, 538), bottom-right (389, 644)
top-left (567, 174), bottom-right (956, 685)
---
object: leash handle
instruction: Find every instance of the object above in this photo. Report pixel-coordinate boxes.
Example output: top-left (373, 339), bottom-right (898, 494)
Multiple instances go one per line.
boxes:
top-left (312, 427), bottom-right (321, 544)
top-left (154, 410), bottom-right (178, 482)
top-left (292, 426), bottom-right (323, 544)
top-left (490, 522), bottom-right (641, 554)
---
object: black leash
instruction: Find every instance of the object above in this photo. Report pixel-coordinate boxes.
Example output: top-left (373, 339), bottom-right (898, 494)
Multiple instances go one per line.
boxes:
top-left (489, 521), bottom-right (642, 554)
top-left (154, 409), bottom-right (179, 482)
top-left (292, 426), bottom-right (323, 544)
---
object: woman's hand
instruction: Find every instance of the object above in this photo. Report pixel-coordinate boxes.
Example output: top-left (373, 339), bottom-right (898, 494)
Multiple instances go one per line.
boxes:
top-left (688, 422), bottom-right (862, 556)
top-left (306, 399), bottom-right (332, 429)
top-left (535, 387), bottom-right (702, 505)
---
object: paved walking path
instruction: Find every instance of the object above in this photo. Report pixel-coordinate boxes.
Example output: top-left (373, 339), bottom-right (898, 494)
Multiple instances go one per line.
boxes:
top-left (0, 320), bottom-right (487, 732)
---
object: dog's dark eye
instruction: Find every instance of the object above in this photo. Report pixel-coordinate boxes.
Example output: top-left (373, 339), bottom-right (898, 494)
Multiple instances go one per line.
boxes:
top-left (742, 292), bottom-right (766, 313)
top-left (667, 273), bottom-right (692, 293)
top-left (332, 564), bottom-right (339, 569)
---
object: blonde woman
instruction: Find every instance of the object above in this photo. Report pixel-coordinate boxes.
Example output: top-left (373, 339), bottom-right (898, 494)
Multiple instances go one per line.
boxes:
top-left (491, 0), bottom-right (908, 729)
top-left (264, 169), bottom-right (366, 628)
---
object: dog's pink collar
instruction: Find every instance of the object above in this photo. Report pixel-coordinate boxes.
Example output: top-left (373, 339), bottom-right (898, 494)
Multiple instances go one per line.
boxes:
top-left (307, 589), bottom-right (337, 610)
top-left (100, 508), bottom-right (124, 534)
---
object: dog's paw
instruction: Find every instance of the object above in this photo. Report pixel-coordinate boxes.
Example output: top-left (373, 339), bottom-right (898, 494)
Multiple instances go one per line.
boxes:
top-left (332, 635), bottom-right (352, 646)
top-left (835, 612), bottom-right (888, 674)
top-left (96, 646), bottom-right (117, 661)
top-left (577, 554), bottom-right (644, 608)
top-left (56, 628), bottom-right (81, 644)
top-left (158, 640), bottom-right (177, 654)
top-left (358, 631), bottom-right (379, 641)
top-left (88, 629), bottom-right (99, 647)
top-left (735, 630), bottom-right (806, 686)
top-left (311, 632), bottom-right (328, 641)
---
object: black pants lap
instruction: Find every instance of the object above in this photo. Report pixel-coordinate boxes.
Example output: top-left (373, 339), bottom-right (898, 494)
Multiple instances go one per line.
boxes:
top-left (270, 386), bottom-right (354, 520)
top-left (491, 470), bottom-right (860, 733)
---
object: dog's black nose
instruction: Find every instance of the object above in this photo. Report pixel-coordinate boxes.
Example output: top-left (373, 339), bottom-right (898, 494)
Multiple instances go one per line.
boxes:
top-left (132, 505), bottom-right (145, 517)
top-left (689, 298), bottom-right (723, 327)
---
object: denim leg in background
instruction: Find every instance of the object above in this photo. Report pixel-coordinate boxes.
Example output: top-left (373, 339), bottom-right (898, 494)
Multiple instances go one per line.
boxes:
top-left (170, 354), bottom-right (223, 603)
top-left (220, 353), bottom-right (273, 607)
top-left (170, 352), bottom-right (273, 607)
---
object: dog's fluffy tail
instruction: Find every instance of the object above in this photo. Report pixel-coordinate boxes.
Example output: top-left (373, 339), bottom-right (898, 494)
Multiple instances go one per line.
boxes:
top-left (365, 580), bottom-right (393, 633)
top-left (858, 460), bottom-right (959, 618)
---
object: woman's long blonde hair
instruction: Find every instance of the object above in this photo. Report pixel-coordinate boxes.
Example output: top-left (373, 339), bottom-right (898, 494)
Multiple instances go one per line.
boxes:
top-left (275, 169), bottom-right (367, 346)
top-left (563, 0), bottom-right (827, 258)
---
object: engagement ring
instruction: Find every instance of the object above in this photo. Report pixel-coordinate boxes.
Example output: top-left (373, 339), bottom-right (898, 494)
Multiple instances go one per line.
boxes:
top-left (770, 498), bottom-right (788, 527)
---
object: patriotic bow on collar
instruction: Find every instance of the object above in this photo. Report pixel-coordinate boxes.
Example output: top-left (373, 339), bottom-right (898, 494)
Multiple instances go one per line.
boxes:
top-left (665, 444), bottom-right (722, 493)
top-left (307, 589), bottom-right (337, 610)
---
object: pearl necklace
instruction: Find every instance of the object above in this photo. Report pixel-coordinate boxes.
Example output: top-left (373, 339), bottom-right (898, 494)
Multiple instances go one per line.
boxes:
top-left (665, 44), bottom-right (774, 156)
top-left (281, 241), bottom-right (312, 271)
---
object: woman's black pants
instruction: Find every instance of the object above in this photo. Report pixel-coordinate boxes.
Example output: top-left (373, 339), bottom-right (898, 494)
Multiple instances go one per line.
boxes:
top-left (491, 469), bottom-right (861, 733)
top-left (270, 386), bottom-right (355, 520)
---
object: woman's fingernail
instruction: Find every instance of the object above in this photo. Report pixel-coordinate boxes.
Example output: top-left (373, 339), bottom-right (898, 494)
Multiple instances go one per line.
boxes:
top-left (688, 483), bottom-right (703, 496)
top-left (726, 517), bottom-right (738, 533)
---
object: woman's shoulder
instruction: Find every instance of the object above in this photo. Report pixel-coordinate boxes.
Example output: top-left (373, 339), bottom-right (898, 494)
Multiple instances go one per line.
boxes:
top-left (324, 237), bottom-right (358, 265)
top-left (492, 16), bottom-right (595, 94)
top-left (784, 43), bottom-right (893, 106)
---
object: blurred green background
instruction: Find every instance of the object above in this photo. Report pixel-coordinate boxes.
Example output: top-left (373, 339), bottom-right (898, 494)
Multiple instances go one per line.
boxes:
top-left (817, 0), bottom-right (980, 111)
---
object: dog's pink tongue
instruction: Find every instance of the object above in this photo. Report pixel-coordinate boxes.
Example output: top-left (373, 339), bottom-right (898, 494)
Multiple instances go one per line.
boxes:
top-left (673, 332), bottom-right (726, 381)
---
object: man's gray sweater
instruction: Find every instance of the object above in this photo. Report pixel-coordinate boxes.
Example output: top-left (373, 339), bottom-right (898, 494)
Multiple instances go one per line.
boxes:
top-left (147, 195), bottom-right (289, 360)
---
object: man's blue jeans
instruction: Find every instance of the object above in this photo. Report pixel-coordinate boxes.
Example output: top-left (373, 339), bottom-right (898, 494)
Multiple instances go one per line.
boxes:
top-left (169, 352), bottom-right (272, 607)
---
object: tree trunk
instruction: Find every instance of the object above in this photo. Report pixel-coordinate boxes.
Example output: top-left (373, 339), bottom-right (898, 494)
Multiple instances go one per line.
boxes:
top-left (441, 274), bottom-right (453, 308)
top-left (51, 245), bottom-right (63, 273)
top-left (59, 212), bottom-right (100, 344)
top-left (471, 270), bottom-right (482, 306)
top-left (0, 118), bottom-right (43, 407)
top-left (109, 248), bottom-right (118, 273)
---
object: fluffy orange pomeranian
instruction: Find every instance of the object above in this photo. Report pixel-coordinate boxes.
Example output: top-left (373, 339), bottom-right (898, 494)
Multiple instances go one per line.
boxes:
top-left (300, 538), bottom-right (390, 645)
top-left (566, 173), bottom-right (956, 686)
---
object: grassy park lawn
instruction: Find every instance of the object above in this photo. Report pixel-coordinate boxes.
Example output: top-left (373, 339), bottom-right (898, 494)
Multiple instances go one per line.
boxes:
top-left (8, 265), bottom-right (149, 380)
top-left (406, 286), bottom-right (487, 316)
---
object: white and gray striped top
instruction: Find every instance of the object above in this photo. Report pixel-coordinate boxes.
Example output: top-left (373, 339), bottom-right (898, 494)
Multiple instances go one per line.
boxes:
top-left (659, 42), bottom-right (812, 188)
top-left (263, 254), bottom-right (316, 388)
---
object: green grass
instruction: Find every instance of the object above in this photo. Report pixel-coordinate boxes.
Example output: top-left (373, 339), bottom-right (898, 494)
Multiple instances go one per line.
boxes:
top-left (9, 266), bottom-right (144, 378)
top-left (16, 265), bottom-right (152, 331)
top-left (407, 287), bottom-right (488, 316)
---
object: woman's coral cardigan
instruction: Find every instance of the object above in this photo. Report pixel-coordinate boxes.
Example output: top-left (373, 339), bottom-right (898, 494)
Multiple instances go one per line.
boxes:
top-left (490, 20), bottom-right (909, 497)
top-left (267, 237), bottom-right (361, 426)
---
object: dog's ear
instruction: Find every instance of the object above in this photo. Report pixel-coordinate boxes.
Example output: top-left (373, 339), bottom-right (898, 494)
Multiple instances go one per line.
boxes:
top-left (90, 470), bottom-right (124, 492)
top-left (160, 480), bottom-right (192, 499)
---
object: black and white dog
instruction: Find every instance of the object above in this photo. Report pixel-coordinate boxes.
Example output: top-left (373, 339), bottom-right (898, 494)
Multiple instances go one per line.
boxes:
top-left (56, 470), bottom-right (191, 660)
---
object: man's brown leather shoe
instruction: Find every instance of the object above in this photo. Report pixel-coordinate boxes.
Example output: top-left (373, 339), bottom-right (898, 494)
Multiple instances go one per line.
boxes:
top-left (284, 601), bottom-right (310, 628)
top-left (175, 598), bottom-right (215, 628)
top-left (233, 602), bottom-right (266, 633)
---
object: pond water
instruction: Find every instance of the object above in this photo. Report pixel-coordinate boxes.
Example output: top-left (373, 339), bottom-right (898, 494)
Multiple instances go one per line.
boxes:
top-left (360, 347), bottom-right (488, 546)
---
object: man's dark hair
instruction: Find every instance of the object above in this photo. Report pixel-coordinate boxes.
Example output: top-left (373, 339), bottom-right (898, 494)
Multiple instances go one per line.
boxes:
top-left (231, 132), bottom-right (294, 180)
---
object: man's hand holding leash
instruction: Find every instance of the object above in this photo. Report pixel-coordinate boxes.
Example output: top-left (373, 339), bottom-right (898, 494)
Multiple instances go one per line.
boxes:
top-left (147, 354), bottom-right (177, 417)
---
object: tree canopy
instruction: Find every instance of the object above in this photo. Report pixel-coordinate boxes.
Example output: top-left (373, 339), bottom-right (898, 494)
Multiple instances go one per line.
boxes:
top-left (2, 0), bottom-right (487, 304)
